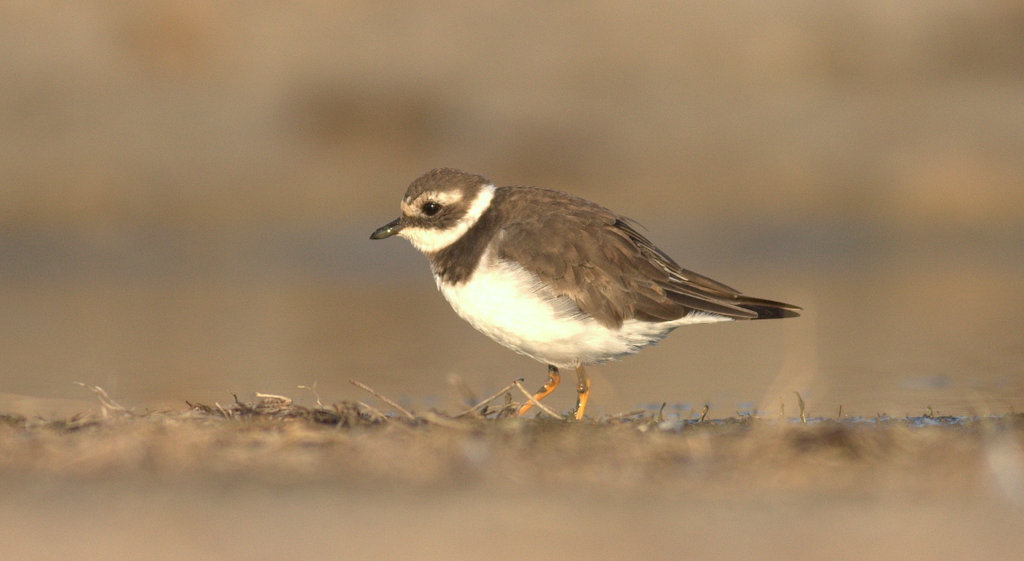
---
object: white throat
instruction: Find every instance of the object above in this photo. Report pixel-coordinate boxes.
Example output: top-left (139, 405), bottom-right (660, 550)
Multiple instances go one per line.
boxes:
top-left (398, 184), bottom-right (496, 254)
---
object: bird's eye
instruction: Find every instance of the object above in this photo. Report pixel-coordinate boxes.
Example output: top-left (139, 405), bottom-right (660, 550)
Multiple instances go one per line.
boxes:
top-left (422, 201), bottom-right (441, 216)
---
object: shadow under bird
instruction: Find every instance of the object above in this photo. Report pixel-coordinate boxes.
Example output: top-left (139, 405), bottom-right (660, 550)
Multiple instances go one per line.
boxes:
top-left (371, 168), bottom-right (800, 419)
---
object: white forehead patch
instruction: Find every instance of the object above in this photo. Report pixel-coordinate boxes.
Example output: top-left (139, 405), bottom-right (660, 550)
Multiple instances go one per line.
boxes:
top-left (398, 184), bottom-right (495, 253)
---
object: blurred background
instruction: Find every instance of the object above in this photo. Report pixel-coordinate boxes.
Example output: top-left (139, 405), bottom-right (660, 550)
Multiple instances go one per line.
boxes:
top-left (2, 1), bottom-right (1022, 418)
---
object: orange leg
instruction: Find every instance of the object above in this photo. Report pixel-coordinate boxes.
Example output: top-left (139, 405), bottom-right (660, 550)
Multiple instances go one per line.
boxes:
top-left (573, 364), bottom-right (591, 420)
top-left (517, 365), bottom-right (560, 416)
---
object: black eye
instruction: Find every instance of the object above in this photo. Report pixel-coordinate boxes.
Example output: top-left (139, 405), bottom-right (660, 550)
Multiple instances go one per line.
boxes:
top-left (422, 201), bottom-right (441, 216)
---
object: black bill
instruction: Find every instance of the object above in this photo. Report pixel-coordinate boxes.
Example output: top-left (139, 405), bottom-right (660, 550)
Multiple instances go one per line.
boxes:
top-left (370, 217), bottom-right (403, 239)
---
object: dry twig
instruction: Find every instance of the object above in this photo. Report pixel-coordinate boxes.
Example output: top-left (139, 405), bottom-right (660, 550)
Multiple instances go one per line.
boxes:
top-left (297, 383), bottom-right (325, 408)
top-left (455, 379), bottom-right (524, 418)
top-left (795, 392), bottom-right (807, 424)
top-left (355, 400), bottom-right (388, 422)
top-left (513, 380), bottom-right (564, 420)
top-left (349, 379), bottom-right (416, 420)
top-left (74, 382), bottom-right (130, 418)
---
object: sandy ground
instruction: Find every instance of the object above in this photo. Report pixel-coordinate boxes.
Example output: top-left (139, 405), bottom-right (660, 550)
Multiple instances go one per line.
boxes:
top-left (3, 481), bottom-right (1020, 560)
top-left (2, 398), bottom-right (1023, 560)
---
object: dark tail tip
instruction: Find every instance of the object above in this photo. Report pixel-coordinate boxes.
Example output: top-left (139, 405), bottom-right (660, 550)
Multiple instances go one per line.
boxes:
top-left (736, 297), bottom-right (802, 320)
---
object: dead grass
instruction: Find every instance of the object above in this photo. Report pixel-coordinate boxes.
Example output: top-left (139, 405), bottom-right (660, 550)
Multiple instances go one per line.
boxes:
top-left (3, 386), bottom-right (1024, 561)
top-left (2, 385), bottom-right (1022, 503)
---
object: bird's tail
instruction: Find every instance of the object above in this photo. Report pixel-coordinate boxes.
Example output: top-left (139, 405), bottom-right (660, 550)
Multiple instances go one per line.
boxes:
top-left (734, 296), bottom-right (802, 319)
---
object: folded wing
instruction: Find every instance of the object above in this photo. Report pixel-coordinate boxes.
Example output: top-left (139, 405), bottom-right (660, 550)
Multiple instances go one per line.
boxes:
top-left (493, 187), bottom-right (800, 328)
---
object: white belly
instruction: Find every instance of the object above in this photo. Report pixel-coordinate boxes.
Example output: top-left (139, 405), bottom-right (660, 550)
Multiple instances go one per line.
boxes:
top-left (435, 256), bottom-right (729, 368)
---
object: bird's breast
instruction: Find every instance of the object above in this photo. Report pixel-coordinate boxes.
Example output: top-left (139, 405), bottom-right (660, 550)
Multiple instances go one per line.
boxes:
top-left (433, 255), bottom-right (687, 367)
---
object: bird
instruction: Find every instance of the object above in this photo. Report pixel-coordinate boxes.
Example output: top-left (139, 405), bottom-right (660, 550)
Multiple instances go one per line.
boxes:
top-left (370, 168), bottom-right (800, 420)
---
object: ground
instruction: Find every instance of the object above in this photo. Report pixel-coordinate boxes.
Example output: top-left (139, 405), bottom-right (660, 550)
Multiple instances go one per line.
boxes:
top-left (2, 391), bottom-right (1022, 561)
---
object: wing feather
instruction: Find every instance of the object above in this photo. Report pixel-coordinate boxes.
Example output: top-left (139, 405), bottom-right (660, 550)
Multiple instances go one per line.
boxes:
top-left (493, 187), bottom-right (799, 328)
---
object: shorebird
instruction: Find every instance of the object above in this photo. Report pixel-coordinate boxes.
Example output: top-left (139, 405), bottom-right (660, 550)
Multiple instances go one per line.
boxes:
top-left (371, 168), bottom-right (800, 419)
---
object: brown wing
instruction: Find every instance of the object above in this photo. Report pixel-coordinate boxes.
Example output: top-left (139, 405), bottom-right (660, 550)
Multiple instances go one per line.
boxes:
top-left (493, 187), bottom-right (800, 328)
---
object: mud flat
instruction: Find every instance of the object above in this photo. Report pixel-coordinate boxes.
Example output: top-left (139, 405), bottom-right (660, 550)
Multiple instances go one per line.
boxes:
top-left (1, 395), bottom-right (1022, 561)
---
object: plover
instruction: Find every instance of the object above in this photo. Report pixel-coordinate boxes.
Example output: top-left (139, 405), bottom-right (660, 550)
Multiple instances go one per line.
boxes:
top-left (371, 168), bottom-right (800, 419)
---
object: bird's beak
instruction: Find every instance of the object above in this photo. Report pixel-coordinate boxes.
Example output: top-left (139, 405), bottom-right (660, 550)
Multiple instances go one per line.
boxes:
top-left (370, 217), bottom-right (403, 240)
